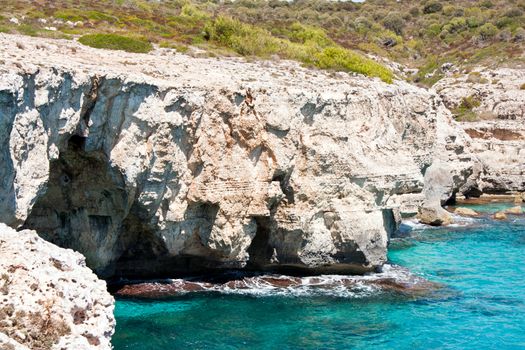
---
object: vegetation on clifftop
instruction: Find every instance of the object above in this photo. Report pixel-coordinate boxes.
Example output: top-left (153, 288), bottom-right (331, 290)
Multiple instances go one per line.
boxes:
top-left (1, 0), bottom-right (524, 85)
top-left (78, 33), bottom-right (153, 53)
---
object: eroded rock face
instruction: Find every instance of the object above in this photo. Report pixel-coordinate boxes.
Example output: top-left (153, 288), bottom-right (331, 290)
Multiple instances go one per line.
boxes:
top-left (0, 223), bottom-right (114, 349)
top-left (434, 68), bottom-right (525, 194)
top-left (0, 34), bottom-right (477, 277)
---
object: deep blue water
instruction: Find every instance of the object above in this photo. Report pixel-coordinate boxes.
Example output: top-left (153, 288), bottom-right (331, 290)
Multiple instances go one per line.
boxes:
top-left (113, 204), bottom-right (525, 349)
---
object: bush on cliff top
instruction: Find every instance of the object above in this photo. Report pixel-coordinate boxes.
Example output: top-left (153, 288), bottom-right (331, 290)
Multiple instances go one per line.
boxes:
top-left (3, 0), bottom-right (523, 86)
top-left (78, 33), bottom-right (152, 53)
top-left (204, 17), bottom-right (394, 83)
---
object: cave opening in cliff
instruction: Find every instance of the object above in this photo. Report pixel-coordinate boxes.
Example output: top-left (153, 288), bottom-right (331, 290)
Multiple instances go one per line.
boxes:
top-left (67, 134), bottom-right (87, 151)
top-left (22, 140), bottom-right (129, 276)
top-left (247, 216), bottom-right (274, 269)
top-left (112, 201), bottom-right (223, 280)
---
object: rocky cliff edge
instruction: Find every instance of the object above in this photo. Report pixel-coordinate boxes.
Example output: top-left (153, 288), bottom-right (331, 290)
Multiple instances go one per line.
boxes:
top-left (0, 33), bottom-right (478, 277)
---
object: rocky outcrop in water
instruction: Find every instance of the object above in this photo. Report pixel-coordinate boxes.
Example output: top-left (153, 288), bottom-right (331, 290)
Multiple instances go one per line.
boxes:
top-left (113, 265), bottom-right (440, 299)
top-left (0, 34), bottom-right (478, 277)
top-left (434, 68), bottom-right (525, 194)
top-left (0, 223), bottom-right (114, 349)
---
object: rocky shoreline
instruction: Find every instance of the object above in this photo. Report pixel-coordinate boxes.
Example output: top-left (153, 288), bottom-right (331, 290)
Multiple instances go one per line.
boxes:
top-left (0, 32), bottom-right (523, 349)
top-left (112, 264), bottom-right (441, 299)
top-left (0, 33), bottom-right (481, 279)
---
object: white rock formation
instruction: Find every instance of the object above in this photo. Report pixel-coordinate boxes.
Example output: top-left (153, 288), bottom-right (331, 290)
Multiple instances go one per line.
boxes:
top-left (0, 223), bottom-right (114, 349)
top-left (434, 68), bottom-right (525, 194)
top-left (0, 33), bottom-right (477, 277)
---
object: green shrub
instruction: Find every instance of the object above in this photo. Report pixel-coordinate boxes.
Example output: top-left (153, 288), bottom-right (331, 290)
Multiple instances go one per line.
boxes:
top-left (17, 24), bottom-right (38, 36)
top-left (382, 12), bottom-right (404, 35)
top-left (286, 22), bottom-right (332, 47)
top-left (496, 16), bottom-right (516, 29)
top-left (54, 9), bottom-right (85, 22)
top-left (453, 95), bottom-right (481, 121)
top-left (478, 22), bottom-right (498, 39)
top-left (443, 5), bottom-right (464, 17)
top-left (180, 4), bottom-right (209, 21)
top-left (86, 11), bottom-right (119, 23)
top-left (467, 16), bottom-right (483, 28)
top-left (480, 1), bottom-right (494, 9)
top-left (204, 16), bottom-right (281, 56)
top-left (314, 47), bottom-right (394, 83)
top-left (423, 2), bottom-right (443, 14)
top-left (443, 17), bottom-right (468, 33)
top-left (78, 33), bottom-right (153, 53)
top-left (354, 16), bottom-right (372, 34)
top-left (504, 8), bottom-right (523, 17)
top-left (204, 16), bottom-right (393, 83)
top-left (515, 27), bottom-right (525, 41)
top-left (425, 22), bottom-right (443, 37)
top-left (409, 7), bottom-right (420, 17)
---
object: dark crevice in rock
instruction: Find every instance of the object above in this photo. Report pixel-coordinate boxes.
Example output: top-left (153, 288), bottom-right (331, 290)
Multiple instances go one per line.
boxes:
top-left (272, 171), bottom-right (295, 204)
top-left (75, 75), bottom-right (102, 143)
top-left (67, 134), bottom-right (87, 151)
top-left (246, 217), bottom-right (273, 269)
top-left (445, 191), bottom-right (457, 205)
top-left (463, 187), bottom-right (483, 198)
top-left (0, 91), bottom-right (17, 224)
top-left (382, 209), bottom-right (399, 239)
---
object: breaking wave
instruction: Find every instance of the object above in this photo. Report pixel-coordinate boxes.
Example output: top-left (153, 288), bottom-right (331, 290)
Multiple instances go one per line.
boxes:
top-left (113, 264), bottom-right (440, 299)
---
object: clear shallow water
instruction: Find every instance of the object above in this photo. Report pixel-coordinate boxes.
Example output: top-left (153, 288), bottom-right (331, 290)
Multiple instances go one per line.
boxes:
top-left (114, 210), bottom-right (525, 349)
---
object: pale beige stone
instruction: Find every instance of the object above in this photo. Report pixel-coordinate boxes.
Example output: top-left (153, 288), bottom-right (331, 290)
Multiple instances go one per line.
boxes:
top-left (505, 206), bottom-right (523, 215)
top-left (0, 33), bottom-right (479, 275)
top-left (434, 68), bottom-right (525, 194)
top-left (417, 206), bottom-right (453, 226)
top-left (0, 223), bottom-right (114, 349)
top-left (454, 207), bottom-right (479, 217)
top-left (494, 211), bottom-right (508, 220)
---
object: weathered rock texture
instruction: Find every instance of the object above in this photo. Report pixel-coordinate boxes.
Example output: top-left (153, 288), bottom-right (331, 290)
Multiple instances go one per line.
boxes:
top-left (434, 68), bottom-right (525, 194)
top-left (0, 34), bottom-right (477, 277)
top-left (0, 223), bottom-right (114, 349)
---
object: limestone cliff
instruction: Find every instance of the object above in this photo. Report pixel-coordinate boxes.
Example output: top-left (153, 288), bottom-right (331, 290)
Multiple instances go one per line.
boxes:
top-left (0, 223), bottom-right (114, 349)
top-left (0, 34), bottom-right (477, 278)
top-left (434, 68), bottom-right (525, 195)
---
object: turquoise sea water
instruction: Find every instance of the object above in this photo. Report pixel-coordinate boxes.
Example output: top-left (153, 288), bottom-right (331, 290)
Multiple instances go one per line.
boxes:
top-left (113, 205), bottom-right (525, 349)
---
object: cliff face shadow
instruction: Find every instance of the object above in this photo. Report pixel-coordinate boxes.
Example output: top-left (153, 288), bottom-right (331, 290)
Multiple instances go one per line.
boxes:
top-left (22, 137), bottom-right (129, 273)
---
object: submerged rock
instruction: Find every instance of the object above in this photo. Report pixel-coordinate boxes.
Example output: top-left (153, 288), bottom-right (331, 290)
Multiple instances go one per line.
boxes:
top-left (454, 207), bottom-right (480, 217)
top-left (114, 265), bottom-right (441, 299)
top-left (494, 212), bottom-right (508, 220)
top-left (0, 223), bottom-right (114, 349)
top-left (417, 206), bottom-right (453, 226)
top-left (504, 206), bottom-right (523, 215)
